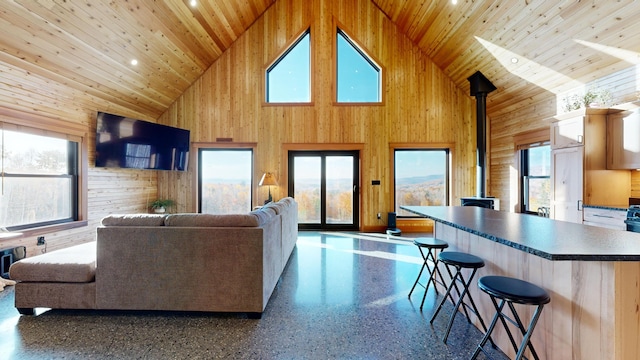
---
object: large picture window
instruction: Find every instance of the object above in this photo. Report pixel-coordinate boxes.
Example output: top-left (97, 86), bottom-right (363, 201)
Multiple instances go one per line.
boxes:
top-left (394, 149), bottom-right (449, 217)
top-left (0, 129), bottom-right (79, 230)
top-left (198, 148), bottom-right (253, 214)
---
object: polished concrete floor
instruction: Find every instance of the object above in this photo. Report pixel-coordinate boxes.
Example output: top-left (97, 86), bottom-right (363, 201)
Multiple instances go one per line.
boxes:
top-left (0, 232), bottom-right (508, 359)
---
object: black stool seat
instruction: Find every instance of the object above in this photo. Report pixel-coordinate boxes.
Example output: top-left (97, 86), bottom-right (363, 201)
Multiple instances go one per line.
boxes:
top-left (438, 251), bottom-right (484, 268)
top-left (472, 276), bottom-right (551, 360)
top-left (478, 276), bottom-right (550, 305)
top-left (413, 237), bottom-right (448, 249)
top-left (408, 238), bottom-right (449, 310)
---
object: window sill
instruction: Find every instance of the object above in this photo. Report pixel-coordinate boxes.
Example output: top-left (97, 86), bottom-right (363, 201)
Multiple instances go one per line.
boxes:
top-left (3, 220), bottom-right (88, 240)
top-left (262, 102), bottom-right (315, 107)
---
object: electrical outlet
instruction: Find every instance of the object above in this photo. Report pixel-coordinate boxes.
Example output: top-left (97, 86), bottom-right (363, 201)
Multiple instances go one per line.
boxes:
top-left (37, 236), bottom-right (45, 246)
top-left (377, 213), bottom-right (381, 219)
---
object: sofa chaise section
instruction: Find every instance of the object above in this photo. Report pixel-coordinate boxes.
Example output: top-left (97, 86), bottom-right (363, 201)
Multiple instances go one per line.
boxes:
top-left (9, 241), bottom-right (97, 314)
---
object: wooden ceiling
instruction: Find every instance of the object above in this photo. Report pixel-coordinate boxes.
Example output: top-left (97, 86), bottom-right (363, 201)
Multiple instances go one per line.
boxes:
top-left (1, 0), bottom-right (639, 121)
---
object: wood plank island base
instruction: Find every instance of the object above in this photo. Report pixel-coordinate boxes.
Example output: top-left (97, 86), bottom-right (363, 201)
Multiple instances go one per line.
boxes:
top-left (401, 206), bottom-right (640, 360)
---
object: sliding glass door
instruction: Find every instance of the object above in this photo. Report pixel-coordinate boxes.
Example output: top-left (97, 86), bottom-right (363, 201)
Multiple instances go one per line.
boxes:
top-left (288, 151), bottom-right (359, 230)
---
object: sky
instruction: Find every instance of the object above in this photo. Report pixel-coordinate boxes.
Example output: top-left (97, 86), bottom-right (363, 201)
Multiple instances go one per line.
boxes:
top-left (394, 150), bottom-right (447, 179)
top-left (201, 150), bottom-right (252, 180)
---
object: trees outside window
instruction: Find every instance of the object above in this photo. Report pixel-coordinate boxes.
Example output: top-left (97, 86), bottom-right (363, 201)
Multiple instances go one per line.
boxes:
top-left (199, 149), bottom-right (253, 214)
top-left (0, 130), bottom-right (78, 230)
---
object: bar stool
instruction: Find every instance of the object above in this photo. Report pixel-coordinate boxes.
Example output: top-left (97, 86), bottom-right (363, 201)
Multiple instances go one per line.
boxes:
top-left (472, 276), bottom-right (550, 360)
top-left (429, 251), bottom-right (491, 344)
top-left (407, 237), bottom-right (449, 309)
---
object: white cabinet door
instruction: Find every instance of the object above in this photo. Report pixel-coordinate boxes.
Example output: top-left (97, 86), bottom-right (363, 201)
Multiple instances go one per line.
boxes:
top-left (551, 146), bottom-right (584, 223)
top-left (551, 117), bottom-right (584, 149)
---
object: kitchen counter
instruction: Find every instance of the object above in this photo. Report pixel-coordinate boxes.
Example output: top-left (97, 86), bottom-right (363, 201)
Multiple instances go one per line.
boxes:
top-left (583, 204), bottom-right (628, 211)
top-left (401, 205), bottom-right (640, 360)
top-left (402, 205), bottom-right (640, 260)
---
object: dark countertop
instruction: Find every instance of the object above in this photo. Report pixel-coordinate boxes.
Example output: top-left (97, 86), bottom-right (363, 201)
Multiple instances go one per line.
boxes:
top-left (583, 204), bottom-right (628, 211)
top-left (402, 206), bottom-right (640, 261)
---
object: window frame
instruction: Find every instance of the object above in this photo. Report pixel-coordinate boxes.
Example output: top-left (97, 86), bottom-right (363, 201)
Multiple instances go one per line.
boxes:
top-left (514, 128), bottom-right (551, 215)
top-left (520, 144), bottom-right (551, 215)
top-left (264, 27), bottom-right (313, 106)
top-left (334, 24), bottom-right (384, 105)
top-left (391, 145), bottom-right (451, 218)
top-left (0, 110), bottom-right (88, 235)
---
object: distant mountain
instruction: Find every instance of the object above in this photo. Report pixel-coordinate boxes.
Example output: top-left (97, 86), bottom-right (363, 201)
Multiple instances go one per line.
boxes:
top-left (202, 175), bottom-right (444, 188)
top-left (396, 175), bottom-right (443, 185)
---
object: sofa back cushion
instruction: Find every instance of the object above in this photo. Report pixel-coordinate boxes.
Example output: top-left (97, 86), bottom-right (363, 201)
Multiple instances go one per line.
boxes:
top-left (101, 214), bottom-right (166, 226)
top-left (262, 201), bottom-right (283, 215)
top-left (165, 208), bottom-right (276, 227)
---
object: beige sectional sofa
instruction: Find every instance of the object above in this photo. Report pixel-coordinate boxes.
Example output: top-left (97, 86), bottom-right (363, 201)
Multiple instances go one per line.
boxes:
top-left (9, 197), bottom-right (298, 318)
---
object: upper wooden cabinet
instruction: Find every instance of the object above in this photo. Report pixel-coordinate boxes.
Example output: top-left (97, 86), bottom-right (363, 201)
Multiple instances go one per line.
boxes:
top-left (607, 108), bottom-right (640, 169)
top-left (551, 116), bottom-right (584, 149)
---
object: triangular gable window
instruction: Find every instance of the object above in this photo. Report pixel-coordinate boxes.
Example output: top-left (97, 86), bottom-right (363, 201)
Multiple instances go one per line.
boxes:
top-left (266, 29), bottom-right (311, 103)
top-left (336, 28), bottom-right (381, 103)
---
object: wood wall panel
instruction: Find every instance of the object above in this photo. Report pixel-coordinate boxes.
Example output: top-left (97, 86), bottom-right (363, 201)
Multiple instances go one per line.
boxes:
top-left (157, 0), bottom-right (476, 229)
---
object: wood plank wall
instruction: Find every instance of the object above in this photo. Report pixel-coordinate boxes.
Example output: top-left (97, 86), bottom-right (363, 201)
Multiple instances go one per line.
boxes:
top-left (156, 0), bottom-right (476, 231)
top-left (488, 65), bottom-right (640, 212)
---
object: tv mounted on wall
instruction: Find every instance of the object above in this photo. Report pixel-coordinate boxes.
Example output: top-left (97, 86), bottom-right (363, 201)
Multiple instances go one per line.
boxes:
top-left (95, 111), bottom-right (190, 171)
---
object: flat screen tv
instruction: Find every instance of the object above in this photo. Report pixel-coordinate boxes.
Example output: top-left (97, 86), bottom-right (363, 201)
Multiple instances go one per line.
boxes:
top-left (95, 111), bottom-right (190, 171)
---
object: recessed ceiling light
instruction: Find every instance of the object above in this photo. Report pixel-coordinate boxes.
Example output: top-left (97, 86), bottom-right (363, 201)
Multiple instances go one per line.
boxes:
top-left (452, 0), bottom-right (458, 4)
top-left (190, 0), bottom-right (197, 7)
top-left (511, 57), bottom-right (519, 64)
top-left (130, 59), bottom-right (138, 66)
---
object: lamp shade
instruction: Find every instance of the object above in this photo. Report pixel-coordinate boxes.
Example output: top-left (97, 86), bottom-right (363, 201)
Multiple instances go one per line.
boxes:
top-left (259, 172), bottom-right (278, 186)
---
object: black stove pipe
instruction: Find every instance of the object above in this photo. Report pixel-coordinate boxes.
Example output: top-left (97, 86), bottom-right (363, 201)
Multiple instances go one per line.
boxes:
top-left (467, 71), bottom-right (496, 198)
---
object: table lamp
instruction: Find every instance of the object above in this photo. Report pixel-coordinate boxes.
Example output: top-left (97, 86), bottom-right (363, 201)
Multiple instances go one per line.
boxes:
top-left (259, 172), bottom-right (278, 204)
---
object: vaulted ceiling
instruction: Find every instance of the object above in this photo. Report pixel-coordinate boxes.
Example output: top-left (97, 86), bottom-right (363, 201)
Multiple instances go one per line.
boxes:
top-left (1, 0), bottom-right (639, 121)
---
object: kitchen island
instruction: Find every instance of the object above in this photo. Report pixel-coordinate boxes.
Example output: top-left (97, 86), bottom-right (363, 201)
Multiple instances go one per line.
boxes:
top-left (402, 206), bottom-right (640, 360)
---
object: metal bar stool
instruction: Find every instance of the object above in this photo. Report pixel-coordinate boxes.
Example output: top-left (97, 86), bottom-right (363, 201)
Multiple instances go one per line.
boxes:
top-left (429, 251), bottom-right (491, 344)
top-left (407, 237), bottom-right (449, 309)
top-left (472, 276), bottom-right (551, 360)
